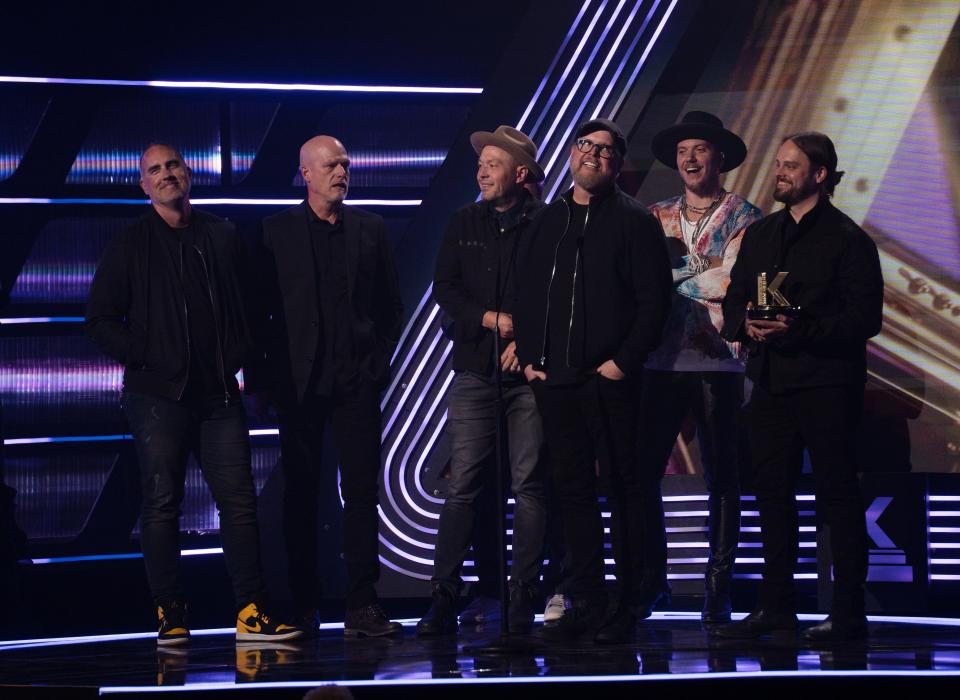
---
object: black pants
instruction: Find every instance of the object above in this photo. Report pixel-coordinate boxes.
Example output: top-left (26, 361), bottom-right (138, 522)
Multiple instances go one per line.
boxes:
top-left (122, 391), bottom-right (264, 608)
top-left (532, 375), bottom-right (641, 605)
top-left (278, 380), bottom-right (383, 611)
top-left (749, 383), bottom-right (867, 617)
top-left (637, 370), bottom-right (743, 589)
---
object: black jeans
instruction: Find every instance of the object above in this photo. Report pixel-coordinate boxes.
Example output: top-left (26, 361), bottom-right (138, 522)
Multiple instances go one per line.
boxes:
top-left (532, 375), bottom-right (642, 606)
top-left (122, 391), bottom-right (264, 608)
top-left (637, 370), bottom-right (743, 589)
top-left (278, 380), bottom-right (384, 611)
top-left (432, 372), bottom-right (546, 597)
top-left (749, 383), bottom-right (867, 617)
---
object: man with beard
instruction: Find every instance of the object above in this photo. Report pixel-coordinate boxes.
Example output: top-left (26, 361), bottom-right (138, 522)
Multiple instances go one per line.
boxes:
top-left (638, 112), bottom-right (762, 624)
top-left (416, 126), bottom-right (547, 636)
top-left (247, 135), bottom-right (404, 638)
top-left (514, 119), bottom-right (672, 642)
top-left (716, 132), bottom-right (883, 641)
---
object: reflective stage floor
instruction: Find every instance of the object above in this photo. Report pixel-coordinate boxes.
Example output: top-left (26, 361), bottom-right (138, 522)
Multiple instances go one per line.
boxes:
top-left (2, 613), bottom-right (959, 698)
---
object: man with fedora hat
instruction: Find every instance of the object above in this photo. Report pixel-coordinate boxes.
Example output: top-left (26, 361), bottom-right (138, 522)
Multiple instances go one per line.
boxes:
top-left (416, 126), bottom-right (548, 635)
top-left (514, 119), bottom-right (672, 642)
top-left (637, 111), bottom-right (762, 624)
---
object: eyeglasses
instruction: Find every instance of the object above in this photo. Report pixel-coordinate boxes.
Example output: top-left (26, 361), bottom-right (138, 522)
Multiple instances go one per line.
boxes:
top-left (575, 138), bottom-right (617, 159)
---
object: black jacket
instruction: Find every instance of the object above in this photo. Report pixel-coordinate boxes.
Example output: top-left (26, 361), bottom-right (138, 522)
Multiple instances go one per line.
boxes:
top-left (85, 208), bottom-right (253, 402)
top-left (720, 200), bottom-right (883, 391)
top-left (245, 203), bottom-right (404, 403)
top-left (433, 195), bottom-right (542, 375)
top-left (514, 186), bottom-right (672, 377)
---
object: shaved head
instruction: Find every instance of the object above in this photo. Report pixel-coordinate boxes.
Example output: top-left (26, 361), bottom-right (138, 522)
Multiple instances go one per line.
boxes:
top-left (300, 135), bottom-right (351, 214)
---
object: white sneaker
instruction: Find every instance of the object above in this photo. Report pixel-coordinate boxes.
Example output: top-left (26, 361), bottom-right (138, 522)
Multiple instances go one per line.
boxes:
top-left (543, 594), bottom-right (569, 623)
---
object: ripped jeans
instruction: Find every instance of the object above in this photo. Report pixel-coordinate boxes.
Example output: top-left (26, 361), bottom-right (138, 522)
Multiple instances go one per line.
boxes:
top-left (122, 391), bottom-right (264, 607)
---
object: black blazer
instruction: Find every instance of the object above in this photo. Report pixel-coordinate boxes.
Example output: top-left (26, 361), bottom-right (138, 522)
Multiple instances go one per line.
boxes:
top-left (245, 202), bottom-right (403, 403)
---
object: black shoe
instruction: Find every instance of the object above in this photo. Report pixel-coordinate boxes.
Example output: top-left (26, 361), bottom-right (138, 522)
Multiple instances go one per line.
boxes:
top-left (711, 609), bottom-right (798, 639)
top-left (293, 609), bottom-right (321, 639)
top-left (633, 584), bottom-right (672, 620)
top-left (344, 603), bottom-right (403, 638)
top-left (415, 589), bottom-right (458, 637)
top-left (702, 591), bottom-right (732, 625)
top-left (595, 607), bottom-right (637, 644)
top-left (507, 584), bottom-right (537, 634)
top-left (540, 595), bottom-right (606, 640)
top-left (801, 615), bottom-right (868, 642)
top-left (236, 602), bottom-right (303, 642)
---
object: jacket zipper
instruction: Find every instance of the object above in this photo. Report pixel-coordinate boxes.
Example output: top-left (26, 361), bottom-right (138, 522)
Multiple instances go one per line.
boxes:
top-left (178, 244), bottom-right (190, 401)
top-left (538, 200), bottom-right (572, 367)
top-left (565, 205), bottom-right (589, 367)
top-left (194, 245), bottom-right (230, 407)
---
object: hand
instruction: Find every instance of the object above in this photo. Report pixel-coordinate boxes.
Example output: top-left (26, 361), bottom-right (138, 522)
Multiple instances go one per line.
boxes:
top-left (500, 341), bottom-right (521, 373)
top-left (744, 301), bottom-right (794, 343)
top-left (597, 359), bottom-right (625, 380)
top-left (482, 310), bottom-right (514, 339)
top-left (523, 364), bottom-right (546, 383)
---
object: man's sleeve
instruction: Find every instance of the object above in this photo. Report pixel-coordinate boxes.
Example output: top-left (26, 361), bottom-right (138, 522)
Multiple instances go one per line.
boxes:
top-left (85, 232), bottom-right (144, 365)
top-left (777, 230), bottom-right (883, 351)
top-left (433, 213), bottom-right (486, 341)
top-left (238, 222), bottom-right (277, 394)
top-left (612, 214), bottom-right (673, 376)
top-left (720, 223), bottom-right (756, 343)
top-left (377, 218), bottom-right (404, 352)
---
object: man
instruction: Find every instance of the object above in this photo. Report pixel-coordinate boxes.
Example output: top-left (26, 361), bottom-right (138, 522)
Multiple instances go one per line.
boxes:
top-left (416, 126), bottom-right (547, 636)
top-left (639, 112), bottom-right (762, 623)
top-left (247, 136), bottom-right (404, 638)
top-left (716, 132), bottom-right (883, 641)
top-left (514, 119), bottom-right (672, 642)
top-left (86, 144), bottom-right (301, 645)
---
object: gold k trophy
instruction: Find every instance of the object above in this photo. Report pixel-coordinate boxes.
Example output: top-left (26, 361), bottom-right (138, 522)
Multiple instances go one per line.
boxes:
top-left (747, 272), bottom-right (800, 320)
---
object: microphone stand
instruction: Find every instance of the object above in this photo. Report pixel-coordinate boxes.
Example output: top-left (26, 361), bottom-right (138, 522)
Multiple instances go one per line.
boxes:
top-left (464, 224), bottom-right (534, 656)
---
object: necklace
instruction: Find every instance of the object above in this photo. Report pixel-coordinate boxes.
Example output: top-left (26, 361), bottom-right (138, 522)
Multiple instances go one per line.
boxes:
top-left (679, 189), bottom-right (726, 274)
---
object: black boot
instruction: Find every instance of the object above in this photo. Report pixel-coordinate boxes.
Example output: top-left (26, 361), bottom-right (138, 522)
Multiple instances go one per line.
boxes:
top-left (702, 492), bottom-right (739, 624)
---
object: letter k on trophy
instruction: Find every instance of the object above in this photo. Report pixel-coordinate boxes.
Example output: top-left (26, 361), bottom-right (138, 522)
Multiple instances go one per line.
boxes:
top-left (747, 272), bottom-right (800, 320)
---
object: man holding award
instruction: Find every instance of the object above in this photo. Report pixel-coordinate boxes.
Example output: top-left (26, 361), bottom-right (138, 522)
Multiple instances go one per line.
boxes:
top-left (716, 132), bottom-right (883, 641)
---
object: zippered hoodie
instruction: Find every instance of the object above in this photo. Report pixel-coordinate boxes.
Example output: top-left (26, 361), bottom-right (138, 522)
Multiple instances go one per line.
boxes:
top-left (85, 208), bottom-right (254, 402)
top-left (514, 186), bottom-right (673, 377)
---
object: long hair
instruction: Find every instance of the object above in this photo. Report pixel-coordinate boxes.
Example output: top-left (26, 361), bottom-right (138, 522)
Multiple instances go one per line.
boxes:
top-left (783, 131), bottom-right (845, 198)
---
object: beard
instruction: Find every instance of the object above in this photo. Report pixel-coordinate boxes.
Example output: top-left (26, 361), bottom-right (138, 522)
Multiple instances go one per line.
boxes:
top-left (773, 177), bottom-right (819, 205)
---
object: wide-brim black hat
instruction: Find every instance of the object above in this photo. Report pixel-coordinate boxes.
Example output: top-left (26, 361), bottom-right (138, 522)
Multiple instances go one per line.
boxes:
top-left (651, 111), bottom-right (747, 172)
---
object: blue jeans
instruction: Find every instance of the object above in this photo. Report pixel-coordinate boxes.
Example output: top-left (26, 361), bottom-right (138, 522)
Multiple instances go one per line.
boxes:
top-left (432, 372), bottom-right (547, 596)
top-left (122, 391), bottom-right (264, 607)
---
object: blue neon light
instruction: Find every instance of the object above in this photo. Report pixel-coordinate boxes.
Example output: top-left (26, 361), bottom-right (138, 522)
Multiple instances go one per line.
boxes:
top-left (0, 75), bottom-right (482, 94)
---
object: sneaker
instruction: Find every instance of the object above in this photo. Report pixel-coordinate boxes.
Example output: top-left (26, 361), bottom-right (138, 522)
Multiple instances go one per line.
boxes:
top-left (157, 601), bottom-right (190, 646)
top-left (344, 603), bottom-right (403, 638)
top-left (416, 587), bottom-right (458, 637)
top-left (543, 594), bottom-right (569, 623)
top-left (458, 595), bottom-right (501, 625)
top-left (236, 602), bottom-right (303, 642)
top-left (540, 594), bottom-right (606, 640)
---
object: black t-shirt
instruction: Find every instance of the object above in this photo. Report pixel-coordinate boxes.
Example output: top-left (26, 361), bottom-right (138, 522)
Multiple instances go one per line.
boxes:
top-left (544, 200), bottom-right (588, 385)
top-left (152, 217), bottom-right (223, 402)
top-left (307, 208), bottom-right (357, 396)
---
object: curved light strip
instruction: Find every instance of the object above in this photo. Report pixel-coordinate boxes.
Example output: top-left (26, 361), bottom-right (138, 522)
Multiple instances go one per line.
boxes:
top-left (0, 75), bottom-right (482, 94)
top-left (409, 377), bottom-right (455, 509)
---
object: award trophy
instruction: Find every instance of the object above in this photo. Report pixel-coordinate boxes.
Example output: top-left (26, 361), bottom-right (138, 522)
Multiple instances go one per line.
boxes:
top-left (747, 271), bottom-right (800, 320)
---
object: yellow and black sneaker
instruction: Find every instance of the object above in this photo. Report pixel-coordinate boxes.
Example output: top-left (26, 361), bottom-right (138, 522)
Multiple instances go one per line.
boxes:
top-left (236, 603), bottom-right (303, 642)
top-left (157, 601), bottom-right (190, 646)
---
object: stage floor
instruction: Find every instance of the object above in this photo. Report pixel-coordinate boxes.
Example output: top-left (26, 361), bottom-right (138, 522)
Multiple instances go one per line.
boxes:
top-left (2, 613), bottom-right (960, 698)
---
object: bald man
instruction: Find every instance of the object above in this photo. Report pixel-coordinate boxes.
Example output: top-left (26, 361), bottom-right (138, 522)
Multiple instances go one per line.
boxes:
top-left (87, 144), bottom-right (301, 645)
top-left (246, 136), bottom-right (404, 638)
